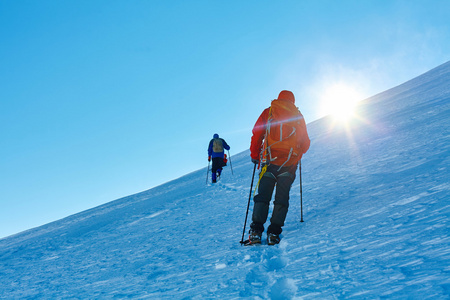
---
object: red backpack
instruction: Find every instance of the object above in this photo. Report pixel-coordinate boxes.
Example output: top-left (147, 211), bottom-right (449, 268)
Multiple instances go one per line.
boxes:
top-left (263, 99), bottom-right (305, 167)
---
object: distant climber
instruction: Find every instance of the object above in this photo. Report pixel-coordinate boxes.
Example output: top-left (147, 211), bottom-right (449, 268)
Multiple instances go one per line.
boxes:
top-left (208, 134), bottom-right (230, 183)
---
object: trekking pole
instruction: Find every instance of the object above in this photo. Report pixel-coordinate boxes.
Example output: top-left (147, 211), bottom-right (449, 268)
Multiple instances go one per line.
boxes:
top-left (240, 163), bottom-right (257, 244)
top-left (227, 150), bottom-right (234, 175)
top-left (299, 160), bottom-right (304, 222)
top-left (206, 161), bottom-right (210, 184)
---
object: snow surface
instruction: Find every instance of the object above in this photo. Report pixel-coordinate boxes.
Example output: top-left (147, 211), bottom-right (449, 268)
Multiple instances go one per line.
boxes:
top-left (1, 62), bottom-right (449, 299)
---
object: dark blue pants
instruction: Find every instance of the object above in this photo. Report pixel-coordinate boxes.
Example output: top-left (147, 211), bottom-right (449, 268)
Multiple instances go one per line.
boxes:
top-left (211, 157), bottom-right (224, 182)
top-left (250, 164), bottom-right (296, 235)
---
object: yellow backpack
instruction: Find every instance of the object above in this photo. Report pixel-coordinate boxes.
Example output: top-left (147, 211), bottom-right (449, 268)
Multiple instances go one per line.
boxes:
top-left (212, 138), bottom-right (224, 153)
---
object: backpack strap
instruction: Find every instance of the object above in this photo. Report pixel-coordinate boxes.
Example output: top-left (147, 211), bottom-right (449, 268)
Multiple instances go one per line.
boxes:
top-left (277, 148), bottom-right (294, 170)
top-left (263, 107), bottom-right (273, 163)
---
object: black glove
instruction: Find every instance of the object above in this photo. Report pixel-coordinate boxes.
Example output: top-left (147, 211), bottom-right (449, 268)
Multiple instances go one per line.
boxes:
top-left (251, 158), bottom-right (259, 164)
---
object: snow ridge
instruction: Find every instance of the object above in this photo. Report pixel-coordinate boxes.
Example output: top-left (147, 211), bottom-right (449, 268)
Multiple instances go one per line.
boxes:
top-left (0, 61), bottom-right (449, 298)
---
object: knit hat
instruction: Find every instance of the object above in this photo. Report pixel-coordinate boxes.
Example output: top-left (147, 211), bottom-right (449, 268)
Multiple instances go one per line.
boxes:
top-left (277, 90), bottom-right (295, 103)
top-left (213, 133), bottom-right (219, 139)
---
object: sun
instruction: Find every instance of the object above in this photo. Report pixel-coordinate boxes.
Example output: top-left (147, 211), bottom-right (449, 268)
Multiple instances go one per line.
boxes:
top-left (320, 83), bottom-right (362, 122)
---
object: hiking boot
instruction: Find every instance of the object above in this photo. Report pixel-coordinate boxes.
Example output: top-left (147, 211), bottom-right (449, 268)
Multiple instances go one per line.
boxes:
top-left (249, 229), bottom-right (262, 244)
top-left (267, 233), bottom-right (281, 245)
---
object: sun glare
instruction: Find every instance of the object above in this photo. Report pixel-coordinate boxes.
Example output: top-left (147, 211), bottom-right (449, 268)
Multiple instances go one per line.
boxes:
top-left (321, 83), bottom-right (362, 122)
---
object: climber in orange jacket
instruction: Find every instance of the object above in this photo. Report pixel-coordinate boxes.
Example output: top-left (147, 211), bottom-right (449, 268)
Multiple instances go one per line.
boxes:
top-left (248, 90), bottom-right (310, 245)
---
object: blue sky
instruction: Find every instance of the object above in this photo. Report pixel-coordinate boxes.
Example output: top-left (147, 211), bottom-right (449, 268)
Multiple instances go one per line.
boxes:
top-left (1, 0), bottom-right (449, 238)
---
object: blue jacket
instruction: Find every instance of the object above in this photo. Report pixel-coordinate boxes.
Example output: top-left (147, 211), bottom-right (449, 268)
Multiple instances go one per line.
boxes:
top-left (208, 138), bottom-right (230, 158)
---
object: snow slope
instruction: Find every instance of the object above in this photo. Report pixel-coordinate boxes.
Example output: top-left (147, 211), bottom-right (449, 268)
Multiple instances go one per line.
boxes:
top-left (1, 62), bottom-right (449, 299)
